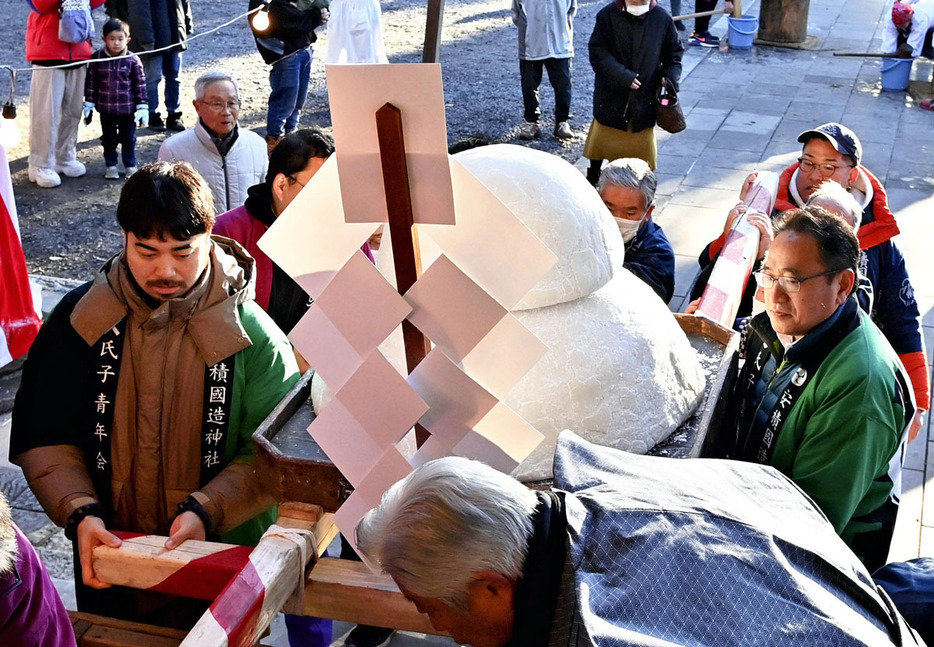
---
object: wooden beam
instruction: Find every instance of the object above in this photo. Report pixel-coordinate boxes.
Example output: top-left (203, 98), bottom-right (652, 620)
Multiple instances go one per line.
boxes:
top-left (92, 534), bottom-right (251, 598)
top-left (304, 558), bottom-right (443, 635)
top-left (181, 506), bottom-right (329, 647)
top-left (375, 102), bottom-right (432, 447)
top-left (672, 7), bottom-right (729, 21)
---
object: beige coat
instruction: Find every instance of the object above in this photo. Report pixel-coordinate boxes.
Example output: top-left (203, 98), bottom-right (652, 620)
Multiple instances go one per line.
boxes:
top-left (15, 239), bottom-right (294, 536)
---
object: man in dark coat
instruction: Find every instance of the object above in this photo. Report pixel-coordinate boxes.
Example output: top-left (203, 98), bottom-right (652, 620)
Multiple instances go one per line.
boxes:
top-left (584, 0), bottom-right (683, 181)
top-left (105, 0), bottom-right (194, 132)
top-left (248, 0), bottom-right (326, 152)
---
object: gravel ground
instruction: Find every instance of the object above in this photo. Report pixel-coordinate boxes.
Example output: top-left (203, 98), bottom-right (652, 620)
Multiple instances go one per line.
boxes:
top-left (1, 0), bottom-right (638, 282)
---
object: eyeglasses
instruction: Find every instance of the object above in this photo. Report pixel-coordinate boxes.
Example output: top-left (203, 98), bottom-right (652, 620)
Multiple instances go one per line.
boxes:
top-left (753, 268), bottom-right (847, 293)
top-left (200, 100), bottom-right (241, 113)
top-left (797, 157), bottom-right (853, 178)
top-left (287, 175), bottom-right (306, 188)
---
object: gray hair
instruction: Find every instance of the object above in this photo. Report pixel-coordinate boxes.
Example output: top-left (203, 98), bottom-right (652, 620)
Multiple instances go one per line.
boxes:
top-left (596, 158), bottom-right (657, 210)
top-left (194, 70), bottom-right (239, 101)
top-left (355, 457), bottom-right (538, 610)
top-left (0, 493), bottom-right (15, 577)
top-left (807, 181), bottom-right (863, 230)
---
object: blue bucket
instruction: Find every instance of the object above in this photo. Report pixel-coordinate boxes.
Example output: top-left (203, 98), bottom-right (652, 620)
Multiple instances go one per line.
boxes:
top-left (881, 58), bottom-right (912, 91)
top-left (728, 14), bottom-right (758, 49)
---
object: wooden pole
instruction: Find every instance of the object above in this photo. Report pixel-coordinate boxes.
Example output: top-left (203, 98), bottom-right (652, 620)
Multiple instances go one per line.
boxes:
top-left (833, 52), bottom-right (898, 58)
top-left (694, 172), bottom-right (779, 328)
top-left (732, 0), bottom-right (743, 18)
top-left (672, 7), bottom-right (730, 21)
top-left (181, 504), bottom-right (330, 647)
top-left (375, 102), bottom-right (432, 447)
top-left (304, 558), bottom-right (443, 635)
top-left (423, 0), bottom-right (446, 62)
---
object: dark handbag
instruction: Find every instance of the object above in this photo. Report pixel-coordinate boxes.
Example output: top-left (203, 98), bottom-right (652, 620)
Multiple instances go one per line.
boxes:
top-left (655, 81), bottom-right (686, 134)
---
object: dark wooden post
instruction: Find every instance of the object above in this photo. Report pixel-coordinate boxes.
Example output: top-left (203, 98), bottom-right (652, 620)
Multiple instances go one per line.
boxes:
top-left (423, 0), bottom-right (446, 63)
top-left (375, 103), bottom-right (432, 446)
top-left (757, 0), bottom-right (809, 44)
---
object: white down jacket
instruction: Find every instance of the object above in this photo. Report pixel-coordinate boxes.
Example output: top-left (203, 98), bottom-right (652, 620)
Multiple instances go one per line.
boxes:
top-left (158, 122), bottom-right (268, 213)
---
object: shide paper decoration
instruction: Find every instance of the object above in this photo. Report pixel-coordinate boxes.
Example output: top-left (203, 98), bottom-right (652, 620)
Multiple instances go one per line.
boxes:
top-left (259, 63), bottom-right (557, 552)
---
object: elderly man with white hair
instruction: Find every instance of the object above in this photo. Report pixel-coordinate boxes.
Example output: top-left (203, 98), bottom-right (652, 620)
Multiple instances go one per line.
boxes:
top-left (159, 71), bottom-right (268, 212)
top-left (356, 431), bottom-right (925, 647)
top-left (597, 158), bottom-right (675, 302)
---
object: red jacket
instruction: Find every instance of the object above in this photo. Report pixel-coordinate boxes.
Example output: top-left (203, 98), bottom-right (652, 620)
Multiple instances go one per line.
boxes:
top-left (26, 0), bottom-right (106, 62)
top-left (773, 162), bottom-right (899, 251)
top-left (214, 199), bottom-right (375, 313)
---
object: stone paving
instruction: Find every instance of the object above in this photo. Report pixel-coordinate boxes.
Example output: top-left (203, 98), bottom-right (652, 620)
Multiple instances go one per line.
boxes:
top-left (655, 0), bottom-right (934, 564)
top-left (1, 0), bottom-right (932, 643)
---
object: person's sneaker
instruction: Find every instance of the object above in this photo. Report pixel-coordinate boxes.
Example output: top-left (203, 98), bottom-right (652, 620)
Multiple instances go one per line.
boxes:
top-left (54, 159), bottom-right (86, 178)
top-left (166, 111), bottom-right (186, 132)
top-left (554, 121), bottom-right (573, 139)
top-left (125, 166), bottom-right (138, 176)
top-left (28, 165), bottom-right (61, 188)
top-left (675, 20), bottom-right (686, 32)
top-left (689, 31), bottom-right (720, 47)
top-left (104, 166), bottom-right (119, 180)
top-left (518, 122), bottom-right (541, 140)
top-left (149, 112), bottom-right (166, 132)
top-left (344, 624), bottom-right (394, 647)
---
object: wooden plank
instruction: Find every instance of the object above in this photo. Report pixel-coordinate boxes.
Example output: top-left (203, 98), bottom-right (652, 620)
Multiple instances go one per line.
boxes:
top-left (92, 535), bottom-right (249, 594)
top-left (695, 172), bottom-right (779, 328)
top-left (78, 626), bottom-right (182, 647)
top-left (672, 8), bottom-right (729, 21)
top-left (314, 512), bottom-right (339, 557)
top-left (71, 616), bottom-right (94, 641)
top-left (69, 612), bottom-right (186, 646)
top-left (673, 313), bottom-right (735, 347)
top-left (304, 558), bottom-right (443, 635)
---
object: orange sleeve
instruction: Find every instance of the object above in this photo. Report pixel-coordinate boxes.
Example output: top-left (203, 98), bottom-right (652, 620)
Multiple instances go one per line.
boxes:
top-left (900, 350), bottom-right (931, 412)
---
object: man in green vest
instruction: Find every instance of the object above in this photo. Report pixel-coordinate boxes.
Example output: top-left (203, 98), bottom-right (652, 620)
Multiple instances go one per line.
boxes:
top-left (724, 205), bottom-right (913, 572)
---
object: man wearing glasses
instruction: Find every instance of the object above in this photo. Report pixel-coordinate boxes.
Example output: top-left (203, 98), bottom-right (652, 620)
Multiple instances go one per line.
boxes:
top-left (694, 122), bottom-right (928, 451)
top-left (159, 71), bottom-right (268, 212)
top-left (720, 206), bottom-right (914, 573)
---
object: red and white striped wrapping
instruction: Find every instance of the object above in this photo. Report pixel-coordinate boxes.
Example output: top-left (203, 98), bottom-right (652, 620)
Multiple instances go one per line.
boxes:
top-left (181, 527), bottom-right (317, 647)
top-left (93, 532), bottom-right (253, 600)
top-left (695, 172), bottom-right (779, 327)
top-left (0, 144), bottom-right (41, 365)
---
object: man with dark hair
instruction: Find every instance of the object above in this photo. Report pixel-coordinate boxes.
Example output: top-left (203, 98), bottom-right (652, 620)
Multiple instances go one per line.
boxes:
top-left (721, 206), bottom-right (914, 572)
top-left (10, 161), bottom-right (300, 627)
top-left (693, 123), bottom-right (928, 439)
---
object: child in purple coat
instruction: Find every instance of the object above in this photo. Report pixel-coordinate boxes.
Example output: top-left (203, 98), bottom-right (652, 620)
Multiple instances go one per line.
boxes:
top-left (84, 19), bottom-right (148, 179)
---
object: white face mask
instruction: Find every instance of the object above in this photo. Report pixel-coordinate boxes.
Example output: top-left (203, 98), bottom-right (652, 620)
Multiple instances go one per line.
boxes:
top-left (614, 214), bottom-right (645, 242)
top-left (627, 2), bottom-right (650, 15)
